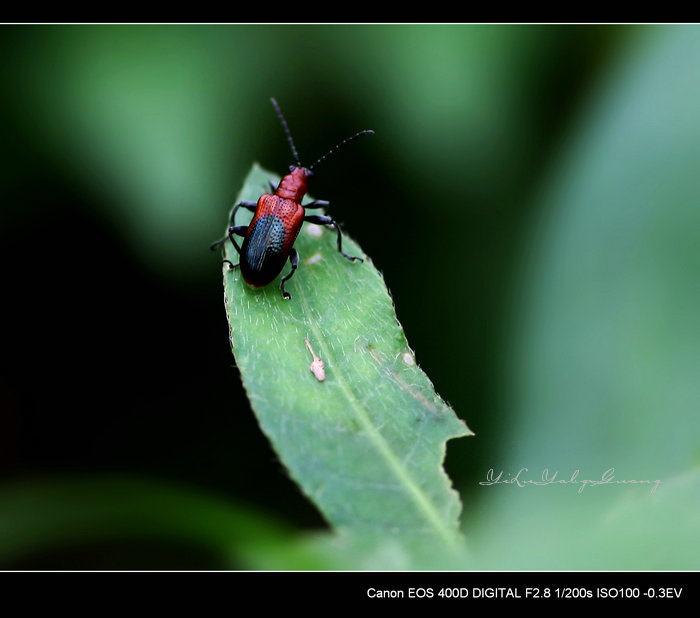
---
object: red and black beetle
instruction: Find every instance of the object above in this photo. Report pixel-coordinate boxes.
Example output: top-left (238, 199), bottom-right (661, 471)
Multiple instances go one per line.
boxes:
top-left (211, 98), bottom-right (374, 299)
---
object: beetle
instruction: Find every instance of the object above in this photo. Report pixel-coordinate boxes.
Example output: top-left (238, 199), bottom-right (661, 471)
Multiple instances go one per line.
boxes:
top-left (211, 98), bottom-right (374, 299)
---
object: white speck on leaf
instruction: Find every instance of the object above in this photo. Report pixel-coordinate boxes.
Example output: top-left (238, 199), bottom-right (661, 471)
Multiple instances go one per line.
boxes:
top-left (306, 223), bottom-right (323, 237)
top-left (305, 337), bottom-right (326, 382)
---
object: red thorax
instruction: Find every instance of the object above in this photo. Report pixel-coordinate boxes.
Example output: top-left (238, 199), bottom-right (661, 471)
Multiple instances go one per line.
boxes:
top-left (275, 166), bottom-right (311, 202)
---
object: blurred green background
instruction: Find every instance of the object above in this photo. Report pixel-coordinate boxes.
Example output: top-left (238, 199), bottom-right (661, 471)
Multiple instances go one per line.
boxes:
top-left (1, 24), bottom-right (698, 569)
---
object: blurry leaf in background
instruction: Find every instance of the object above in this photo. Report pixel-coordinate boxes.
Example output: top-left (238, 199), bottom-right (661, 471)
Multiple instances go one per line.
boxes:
top-left (471, 25), bottom-right (700, 569)
top-left (0, 476), bottom-right (292, 569)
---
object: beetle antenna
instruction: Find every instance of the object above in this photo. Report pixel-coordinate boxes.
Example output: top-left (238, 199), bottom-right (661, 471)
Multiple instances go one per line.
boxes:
top-left (270, 98), bottom-right (301, 167)
top-left (310, 129), bottom-right (375, 172)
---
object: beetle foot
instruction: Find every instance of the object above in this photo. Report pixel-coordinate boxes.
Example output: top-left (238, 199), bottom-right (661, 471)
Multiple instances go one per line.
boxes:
top-left (341, 252), bottom-right (364, 263)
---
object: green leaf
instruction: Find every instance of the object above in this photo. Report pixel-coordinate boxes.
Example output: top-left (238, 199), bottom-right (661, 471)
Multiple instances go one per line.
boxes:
top-left (218, 164), bottom-right (472, 551)
top-left (243, 528), bottom-right (480, 571)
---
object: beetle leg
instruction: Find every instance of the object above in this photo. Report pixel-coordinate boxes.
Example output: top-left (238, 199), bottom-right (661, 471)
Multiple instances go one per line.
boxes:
top-left (211, 224), bottom-right (247, 252)
top-left (303, 214), bottom-right (364, 263)
top-left (228, 200), bottom-right (257, 229)
top-left (217, 226), bottom-right (247, 269)
top-left (210, 201), bottom-right (256, 250)
top-left (280, 248), bottom-right (299, 300)
top-left (227, 225), bottom-right (248, 256)
top-left (219, 225), bottom-right (248, 270)
top-left (234, 200), bottom-right (257, 212)
top-left (303, 199), bottom-right (330, 209)
top-left (210, 235), bottom-right (227, 250)
top-left (221, 221), bottom-right (249, 270)
top-left (213, 223), bottom-right (246, 272)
